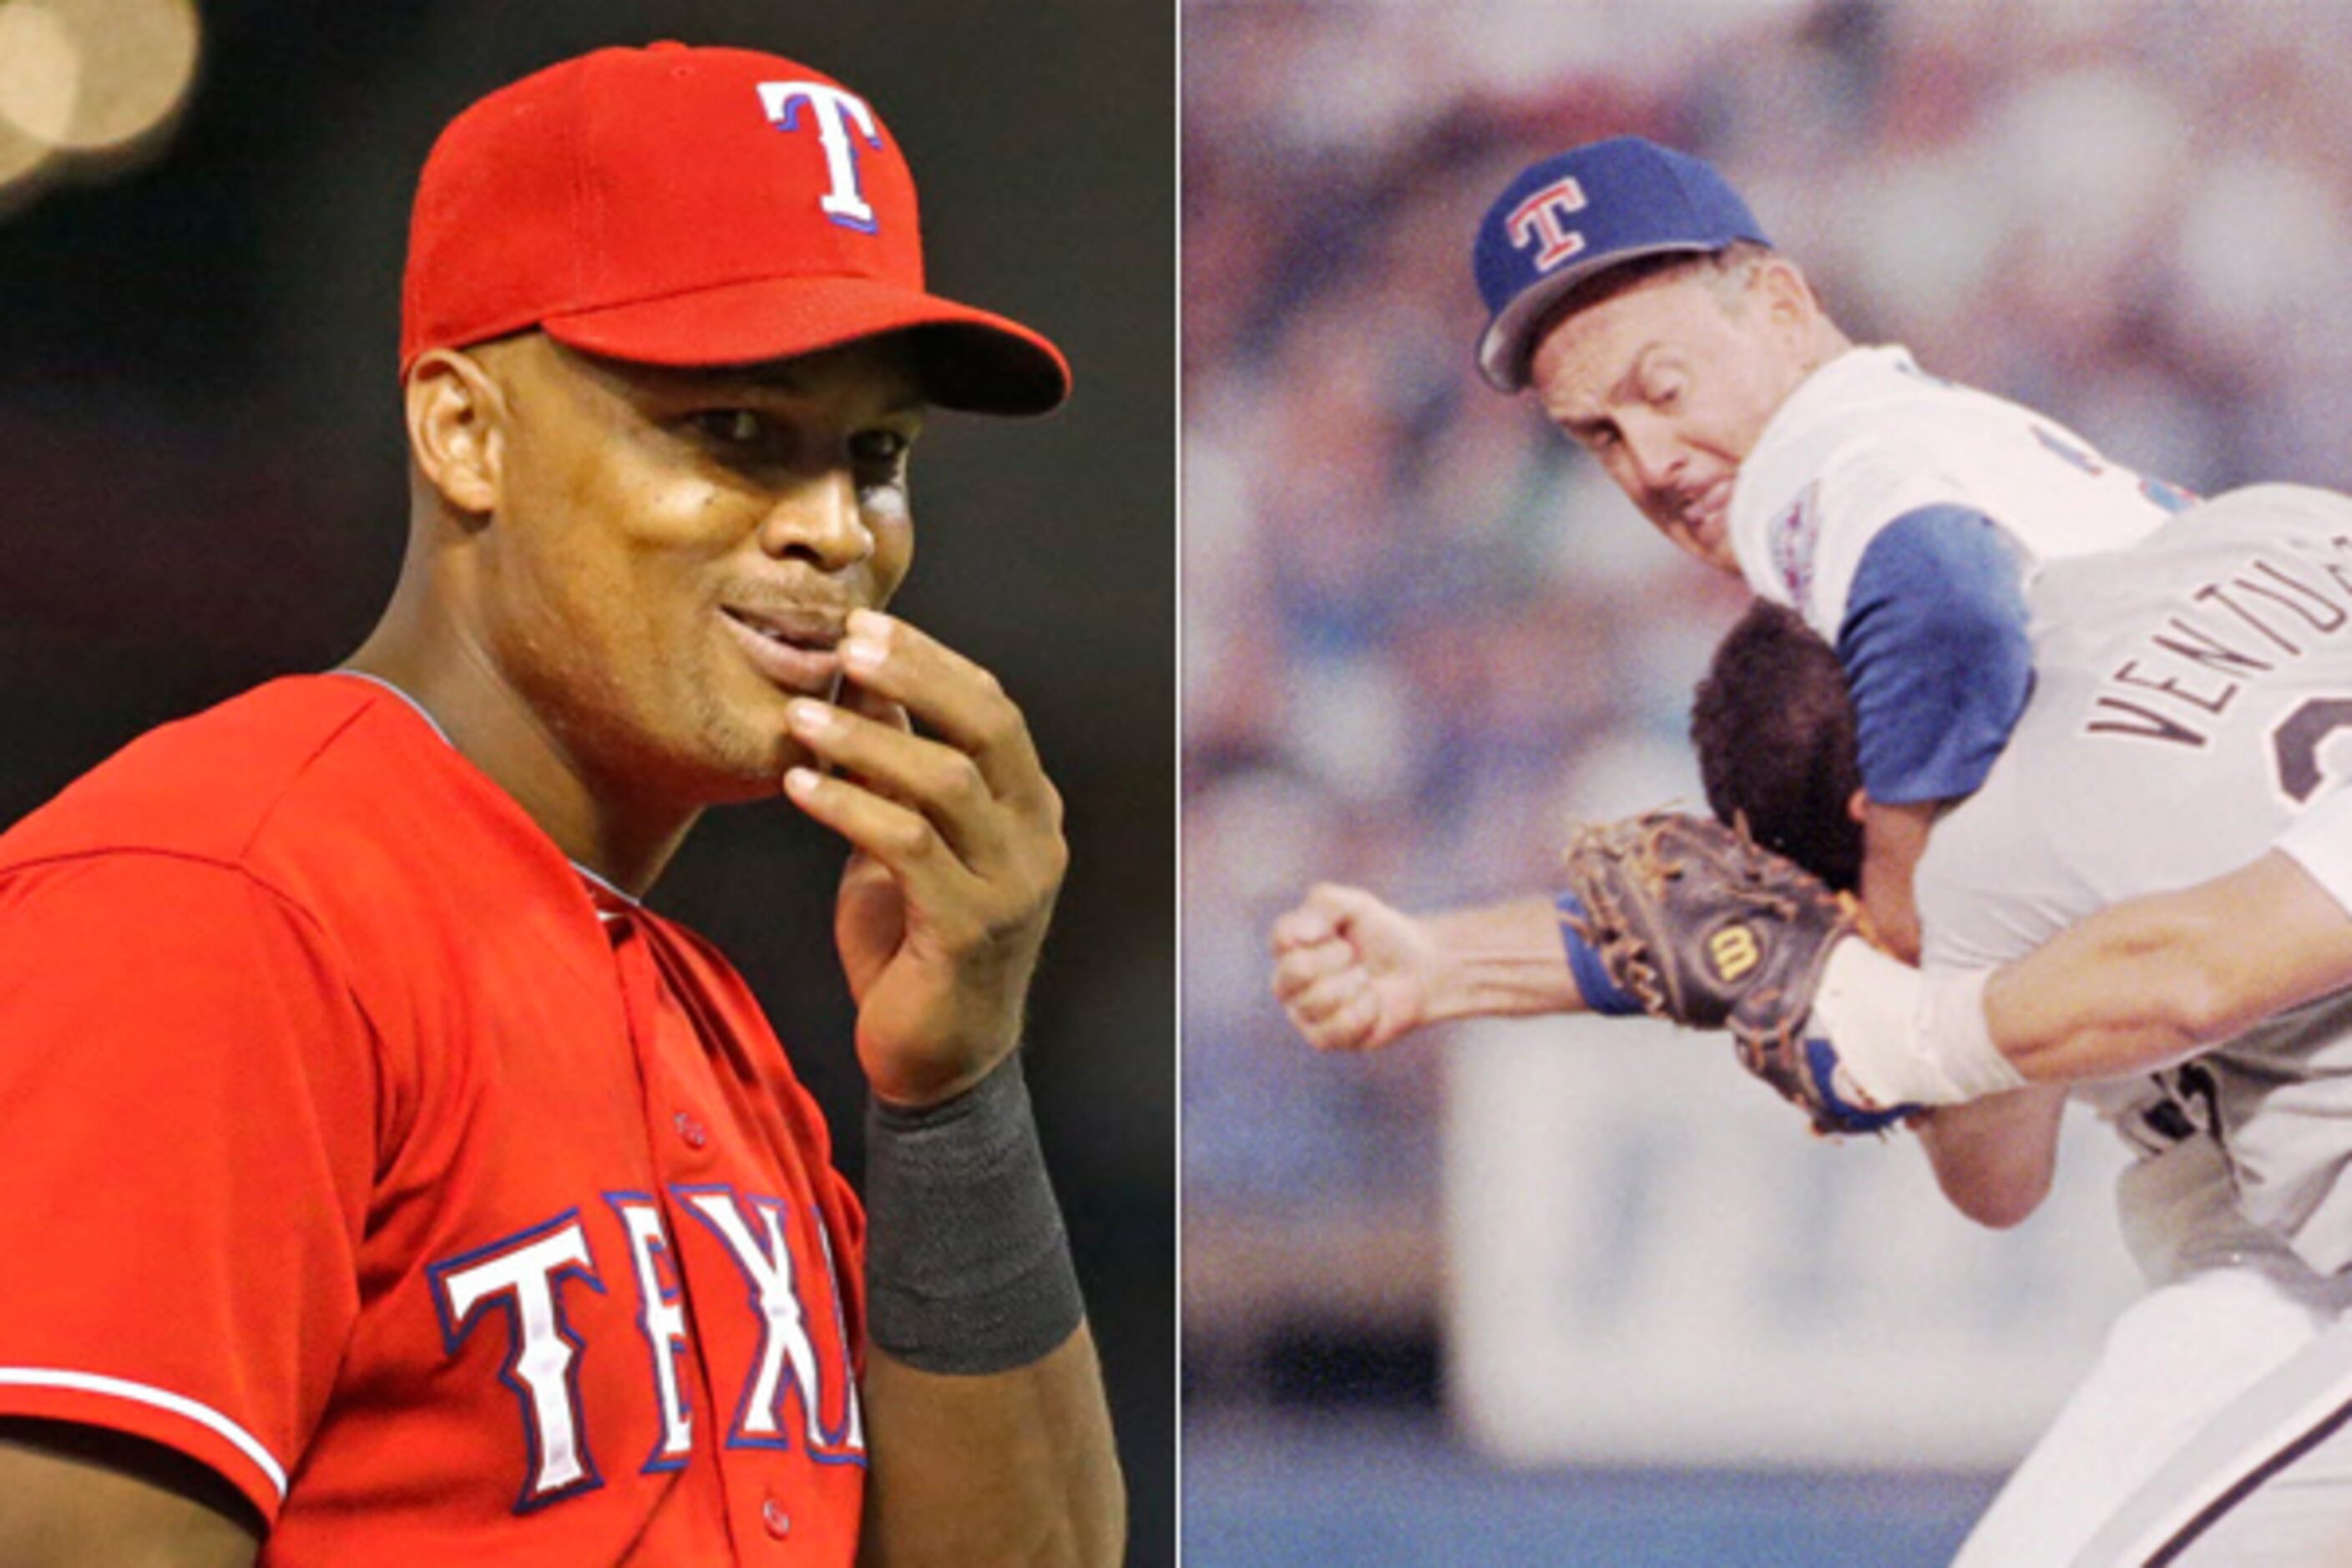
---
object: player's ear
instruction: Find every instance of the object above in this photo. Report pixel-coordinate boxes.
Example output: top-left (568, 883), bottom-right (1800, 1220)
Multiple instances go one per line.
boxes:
top-left (403, 348), bottom-right (506, 517)
top-left (1752, 255), bottom-right (1816, 328)
top-left (1847, 787), bottom-right (1870, 826)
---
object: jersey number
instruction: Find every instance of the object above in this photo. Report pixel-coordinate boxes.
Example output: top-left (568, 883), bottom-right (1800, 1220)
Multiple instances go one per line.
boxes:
top-left (2269, 696), bottom-right (2352, 803)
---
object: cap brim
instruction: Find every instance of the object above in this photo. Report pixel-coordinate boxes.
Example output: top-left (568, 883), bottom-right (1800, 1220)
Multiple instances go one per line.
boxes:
top-left (1475, 239), bottom-right (1718, 393)
top-left (541, 275), bottom-right (1070, 416)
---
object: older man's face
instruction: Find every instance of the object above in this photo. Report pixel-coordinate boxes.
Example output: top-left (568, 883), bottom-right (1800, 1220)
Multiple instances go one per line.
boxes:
top-left (1528, 262), bottom-right (1814, 573)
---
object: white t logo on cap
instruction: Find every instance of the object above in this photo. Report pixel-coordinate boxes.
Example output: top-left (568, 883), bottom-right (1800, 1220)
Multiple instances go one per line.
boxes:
top-left (1507, 176), bottom-right (1589, 272)
top-left (756, 81), bottom-right (883, 233)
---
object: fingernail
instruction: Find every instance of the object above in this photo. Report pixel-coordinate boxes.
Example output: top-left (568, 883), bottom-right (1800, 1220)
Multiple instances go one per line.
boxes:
top-left (784, 766), bottom-right (822, 797)
top-left (840, 637), bottom-right (883, 671)
top-left (788, 699), bottom-right (832, 731)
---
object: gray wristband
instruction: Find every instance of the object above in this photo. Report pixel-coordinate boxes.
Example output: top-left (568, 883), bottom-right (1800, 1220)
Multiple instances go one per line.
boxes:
top-left (863, 1050), bottom-right (1085, 1374)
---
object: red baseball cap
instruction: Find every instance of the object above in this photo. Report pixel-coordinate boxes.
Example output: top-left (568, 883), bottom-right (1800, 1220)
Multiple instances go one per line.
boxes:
top-left (399, 43), bottom-right (1070, 415)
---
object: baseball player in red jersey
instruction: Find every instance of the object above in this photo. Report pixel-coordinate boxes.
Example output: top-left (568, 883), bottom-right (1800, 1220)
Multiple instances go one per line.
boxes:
top-left (0, 43), bottom-right (1120, 1567)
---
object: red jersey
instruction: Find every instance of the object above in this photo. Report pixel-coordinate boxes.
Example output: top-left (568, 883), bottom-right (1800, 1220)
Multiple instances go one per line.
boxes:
top-left (0, 675), bottom-right (868, 1564)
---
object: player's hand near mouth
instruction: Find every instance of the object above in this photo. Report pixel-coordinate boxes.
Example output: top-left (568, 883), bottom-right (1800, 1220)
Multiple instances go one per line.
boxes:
top-left (780, 608), bottom-right (1065, 1109)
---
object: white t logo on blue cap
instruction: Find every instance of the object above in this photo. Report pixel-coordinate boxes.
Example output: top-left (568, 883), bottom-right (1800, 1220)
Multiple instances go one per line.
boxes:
top-left (1505, 176), bottom-right (1591, 273)
top-left (1471, 137), bottom-right (1770, 392)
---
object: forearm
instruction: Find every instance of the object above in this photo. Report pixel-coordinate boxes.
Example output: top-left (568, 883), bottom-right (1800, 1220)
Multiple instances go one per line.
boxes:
top-left (1819, 850), bottom-right (2352, 1115)
top-left (1420, 897), bottom-right (1586, 1022)
top-left (1820, 935), bottom-right (2196, 1110)
top-left (1981, 901), bottom-right (2218, 1080)
top-left (855, 1055), bottom-right (1122, 1565)
top-left (857, 1328), bottom-right (1122, 1567)
top-left (1984, 851), bottom-right (2352, 1079)
top-left (1913, 1085), bottom-right (2067, 1229)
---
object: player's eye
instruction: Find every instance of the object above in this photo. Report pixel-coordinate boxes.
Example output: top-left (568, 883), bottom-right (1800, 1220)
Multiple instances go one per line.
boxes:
top-left (850, 427), bottom-right (913, 468)
top-left (854, 433), bottom-right (915, 518)
top-left (1648, 382), bottom-right (1684, 411)
top-left (690, 409), bottom-right (768, 446)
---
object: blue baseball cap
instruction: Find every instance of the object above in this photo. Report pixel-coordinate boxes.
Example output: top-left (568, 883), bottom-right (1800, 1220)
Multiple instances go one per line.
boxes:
top-left (1472, 136), bottom-right (1769, 392)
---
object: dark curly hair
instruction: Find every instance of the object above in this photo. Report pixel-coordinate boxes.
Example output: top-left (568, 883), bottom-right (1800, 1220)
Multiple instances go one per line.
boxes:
top-left (1690, 599), bottom-right (1864, 892)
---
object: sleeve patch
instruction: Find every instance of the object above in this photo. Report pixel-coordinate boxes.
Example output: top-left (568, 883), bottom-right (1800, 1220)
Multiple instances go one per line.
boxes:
top-left (1766, 481), bottom-right (1825, 608)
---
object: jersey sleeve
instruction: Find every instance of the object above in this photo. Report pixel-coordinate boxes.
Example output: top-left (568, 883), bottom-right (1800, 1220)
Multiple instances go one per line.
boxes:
top-left (1834, 505), bottom-right (2036, 805)
top-left (0, 852), bottom-right (377, 1525)
top-left (1737, 434), bottom-right (1980, 633)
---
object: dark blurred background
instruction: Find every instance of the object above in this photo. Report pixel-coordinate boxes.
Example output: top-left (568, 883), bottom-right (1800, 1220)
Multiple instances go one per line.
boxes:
top-left (0, 1), bottom-right (1172, 1559)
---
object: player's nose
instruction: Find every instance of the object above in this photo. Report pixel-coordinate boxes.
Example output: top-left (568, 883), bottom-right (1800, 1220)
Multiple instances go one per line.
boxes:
top-left (757, 468), bottom-right (875, 572)
top-left (1623, 423), bottom-right (1683, 495)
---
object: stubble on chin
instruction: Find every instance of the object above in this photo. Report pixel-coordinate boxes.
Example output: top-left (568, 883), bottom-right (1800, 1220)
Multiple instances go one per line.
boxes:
top-left (682, 683), bottom-right (820, 802)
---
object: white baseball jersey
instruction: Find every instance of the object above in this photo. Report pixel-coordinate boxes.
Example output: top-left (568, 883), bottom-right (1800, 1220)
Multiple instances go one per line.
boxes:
top-left (1919, 483), bottom-right (2352, 1276)
top-left (1911, 484), bottom-right (2352, 1566)
top-left (1727, 345), bottom-right (2181, 640)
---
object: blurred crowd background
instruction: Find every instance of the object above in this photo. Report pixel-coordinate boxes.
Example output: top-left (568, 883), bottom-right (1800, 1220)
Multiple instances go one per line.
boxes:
top-left (1, 0), bottom-right (1173, 1560)
top-left (1183, 0), bottom-right (2352, 1560)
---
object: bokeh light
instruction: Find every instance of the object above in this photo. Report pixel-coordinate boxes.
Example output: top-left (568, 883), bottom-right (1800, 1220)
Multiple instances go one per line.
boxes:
top-left (0, 2), bottom-right (72, 199)
top-left (0, 0), bottom-right (201, 210)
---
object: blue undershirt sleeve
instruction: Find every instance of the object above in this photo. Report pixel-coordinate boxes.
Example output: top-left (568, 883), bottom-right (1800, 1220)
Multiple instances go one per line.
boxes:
top-left (1834, 505), bottom-right (2034, 805)
top-left (1555, 892), bottom-right (1644, 1016)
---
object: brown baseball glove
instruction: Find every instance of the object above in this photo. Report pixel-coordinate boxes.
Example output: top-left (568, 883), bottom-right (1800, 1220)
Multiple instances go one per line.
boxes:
top-left (1561, 810), bottom-right (1914, 1136)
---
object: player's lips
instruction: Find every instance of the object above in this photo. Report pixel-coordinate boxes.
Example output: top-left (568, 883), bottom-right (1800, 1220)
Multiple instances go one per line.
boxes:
top-left (1679, 478), bottom-right (1732, 546)
top-left (719, 604), bottom-right (847, 695)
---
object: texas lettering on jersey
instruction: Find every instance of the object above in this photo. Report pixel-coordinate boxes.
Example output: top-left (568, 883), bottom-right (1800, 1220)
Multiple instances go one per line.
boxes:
top-left (429, 1185), bottom-right (862, 1513)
